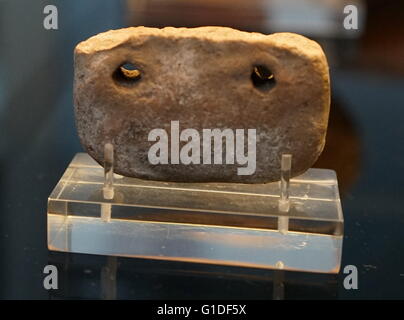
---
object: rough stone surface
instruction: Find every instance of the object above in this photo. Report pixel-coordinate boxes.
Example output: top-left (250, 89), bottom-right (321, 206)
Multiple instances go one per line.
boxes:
top-left (74, 26), bottom-right (330, 183)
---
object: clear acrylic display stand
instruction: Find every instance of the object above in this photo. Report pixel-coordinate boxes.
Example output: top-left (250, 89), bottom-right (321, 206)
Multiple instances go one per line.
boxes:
top-left (47, 146), bottom-right (344, 274)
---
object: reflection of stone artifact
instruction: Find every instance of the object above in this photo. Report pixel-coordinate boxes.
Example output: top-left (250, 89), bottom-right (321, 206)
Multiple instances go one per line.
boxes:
top-left (74, 26), bottom-right (330, 183)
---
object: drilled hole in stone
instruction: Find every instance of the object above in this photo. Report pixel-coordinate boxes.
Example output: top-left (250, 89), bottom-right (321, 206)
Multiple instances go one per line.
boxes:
top-left (251, 65), bottom-right (275, 91)
top-left (113, 62), bottom-right (141, 85)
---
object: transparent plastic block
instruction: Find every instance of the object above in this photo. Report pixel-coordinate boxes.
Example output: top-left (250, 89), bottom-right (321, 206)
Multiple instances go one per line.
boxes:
top-left (47, 153), bottom-right (344, 273)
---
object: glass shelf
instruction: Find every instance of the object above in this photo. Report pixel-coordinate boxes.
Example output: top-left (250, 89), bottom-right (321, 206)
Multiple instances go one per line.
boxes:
top-left (48, 153), bottom-right (343, 273)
